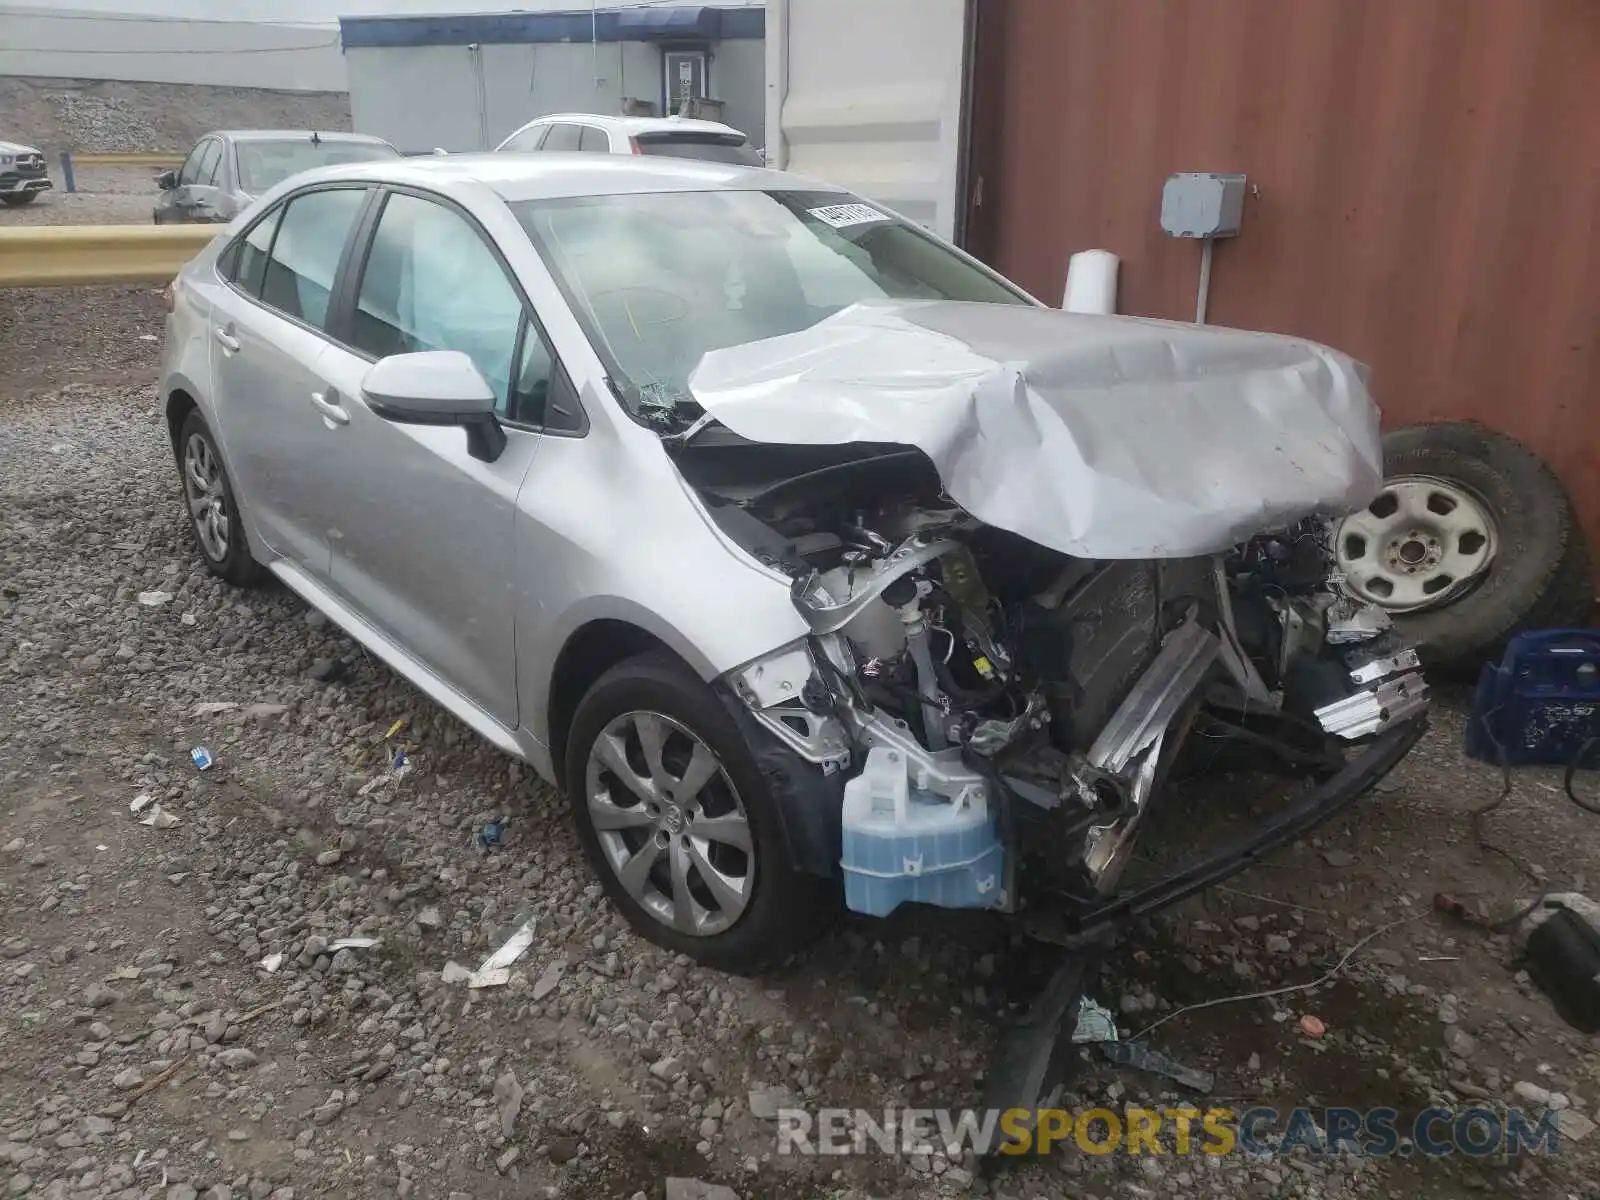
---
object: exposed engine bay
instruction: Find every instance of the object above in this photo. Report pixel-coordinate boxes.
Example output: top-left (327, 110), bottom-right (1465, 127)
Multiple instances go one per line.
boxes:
top-left (679, 438), bottom-right (1429, 924)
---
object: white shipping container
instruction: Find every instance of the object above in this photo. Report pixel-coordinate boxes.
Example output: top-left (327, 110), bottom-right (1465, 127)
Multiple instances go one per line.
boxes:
top-left (764, 0), bottom-right (969, 240)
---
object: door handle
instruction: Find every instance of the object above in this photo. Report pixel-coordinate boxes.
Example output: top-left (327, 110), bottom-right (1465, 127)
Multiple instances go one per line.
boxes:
top-left (213, 326), bottom-right (240, 353)
top-left (310, 390), bottom-right (350, 426)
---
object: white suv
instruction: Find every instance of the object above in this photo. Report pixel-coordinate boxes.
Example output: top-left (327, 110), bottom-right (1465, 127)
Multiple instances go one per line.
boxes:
top-left (494, 113), bottom-right (762, 165)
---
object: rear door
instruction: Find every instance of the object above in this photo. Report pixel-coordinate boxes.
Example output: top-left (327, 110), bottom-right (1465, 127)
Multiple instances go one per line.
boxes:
top-left (156, 139), bottom-right (208, 224)
top-left (208, 185), bottom-right (372, 579)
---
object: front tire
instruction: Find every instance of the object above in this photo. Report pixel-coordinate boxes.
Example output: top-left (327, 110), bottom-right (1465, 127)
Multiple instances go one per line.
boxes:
top-left (564, 652), bottom-right (835, 974)
top-left (2, 192), bottom-right (40, 207)
top-left (177, 410), bottom-right (263, 587)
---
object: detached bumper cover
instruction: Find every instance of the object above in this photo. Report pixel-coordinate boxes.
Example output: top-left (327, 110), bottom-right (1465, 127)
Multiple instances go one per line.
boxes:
top-left (1022, 715), bottom-right (1428, 948)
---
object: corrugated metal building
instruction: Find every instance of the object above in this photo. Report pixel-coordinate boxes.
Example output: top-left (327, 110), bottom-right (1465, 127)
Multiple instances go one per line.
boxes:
top-left (340, 5), bottom-right (766, 154)
top-left (961, 0), bottom-right (1600, 562)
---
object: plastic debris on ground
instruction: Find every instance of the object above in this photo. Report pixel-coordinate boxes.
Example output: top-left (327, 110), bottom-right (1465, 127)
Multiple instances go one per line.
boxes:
top-left (462, 916), bottom-right (537, 989)
top-left (1071, 997), bottom-right (1119, 1044)
top-left (259, 952), bottom-right (284, 973)
top-left (192, 701), bottom-right (238, 717)
top-left (328, 937), bottom-right (380, 952)
top-left (475, 821), bottom-right (505, 852)
top-left (1299, 1014), bottom-right (1327, 1039)
top-left (138, 805), bottom-right (180, 829)
top-left (136, 590), bottom-right (173, 607)
top-left (190, 747), bottom-right (214, 771)
top-left (129, 793), bottom-right (154, 815)
top-left (1098, 1041), bottom-right (1215, 1092)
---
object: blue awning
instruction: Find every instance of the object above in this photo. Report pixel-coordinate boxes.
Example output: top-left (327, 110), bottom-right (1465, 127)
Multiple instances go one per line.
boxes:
top-left (340, 6), bottom-right (765, 50)
top-left (614, 8), bottom-right (723, 39)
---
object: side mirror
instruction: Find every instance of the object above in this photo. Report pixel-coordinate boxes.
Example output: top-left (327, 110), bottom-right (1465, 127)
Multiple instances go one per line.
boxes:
top-left (362, 351), bottom-right (506, 462)
top-left (156, 169), bottom-right (178, 190)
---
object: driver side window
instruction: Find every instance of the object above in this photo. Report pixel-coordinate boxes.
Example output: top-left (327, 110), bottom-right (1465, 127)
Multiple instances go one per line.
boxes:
top-left (351, 191), bottom-right (555, 423)
top-left (178, 139), bottom-right (211, 187)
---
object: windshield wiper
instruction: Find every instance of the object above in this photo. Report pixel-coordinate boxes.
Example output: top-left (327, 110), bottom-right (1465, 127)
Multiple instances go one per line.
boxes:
top-left (662, 410), bottom-right (724, 446)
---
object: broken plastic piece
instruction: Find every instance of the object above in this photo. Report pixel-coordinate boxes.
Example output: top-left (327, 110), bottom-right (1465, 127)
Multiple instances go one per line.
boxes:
top-left (129, 793), bottom-right (154, 814)
top-left (384, 718), bottom-right (407, 740)
top-left (1299, 1014), bottom-right (1327, 1039)
top-left (1098, 1040), bottom-right (1215, 1092)
top-left (190, 747), bottom-right (214, 771)
top-left (138, 804), bottom-right (180, 829)
top-left (1070, 998), bottom-right (1119, 1044)
top-left (467, 917), bottom-right (536, 989)
top-left (475, 822), bottom-right (504, 851)
top-left (137, 590), bottom-right (173, 607)
top-left (328, 937), bottom-right (380, 951)
top-left (441, 961), bottom-right (473, 985)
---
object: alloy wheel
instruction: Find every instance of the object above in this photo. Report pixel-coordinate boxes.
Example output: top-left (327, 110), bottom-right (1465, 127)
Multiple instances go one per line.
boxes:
top-left (183, 431), bottom-right (230, 563)
top-left (584, 710), bottom-right (755, 937)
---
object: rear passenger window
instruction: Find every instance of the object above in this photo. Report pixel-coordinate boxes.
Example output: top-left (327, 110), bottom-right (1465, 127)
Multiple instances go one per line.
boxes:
top-left (577, 126), bottom-right (609, 153)
top-left (228, 206), bottom-right (283, 297)
top-left (541, 124), bottom-right (582, 152)
top-left (259, 188), bottom-right (366, 330)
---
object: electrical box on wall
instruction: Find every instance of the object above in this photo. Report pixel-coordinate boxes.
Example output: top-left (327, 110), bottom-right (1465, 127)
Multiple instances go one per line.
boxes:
top-left (1160, 172), bottom-right (1246, 239)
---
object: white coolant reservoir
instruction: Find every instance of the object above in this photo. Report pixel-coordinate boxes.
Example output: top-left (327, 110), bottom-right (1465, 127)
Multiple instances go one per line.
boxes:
top-left (840, 746), bottom-right (1004, 918)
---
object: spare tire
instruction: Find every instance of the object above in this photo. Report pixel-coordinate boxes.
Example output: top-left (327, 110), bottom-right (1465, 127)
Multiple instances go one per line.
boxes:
top-left (1335, 421), bottom-right (1593, 677)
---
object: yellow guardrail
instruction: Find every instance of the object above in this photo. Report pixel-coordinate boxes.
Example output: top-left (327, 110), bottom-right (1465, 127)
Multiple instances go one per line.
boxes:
top-left (70, 152), bottom-right (186, 169)
top-left (0, 225), bottom-right (216, 288)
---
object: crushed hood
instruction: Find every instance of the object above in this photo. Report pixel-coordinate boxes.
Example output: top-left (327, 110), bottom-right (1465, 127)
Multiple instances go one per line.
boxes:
top-left (686, 300), bottom-right (1384, 559)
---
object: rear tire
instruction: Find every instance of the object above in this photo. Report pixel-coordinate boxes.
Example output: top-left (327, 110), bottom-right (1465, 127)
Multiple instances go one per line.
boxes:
top-left (1, 192), bottom-right (39, 207)
top-left (177, 410), bottom-right (264, 587)
top-left (564, 652), bottom-right (835, 974)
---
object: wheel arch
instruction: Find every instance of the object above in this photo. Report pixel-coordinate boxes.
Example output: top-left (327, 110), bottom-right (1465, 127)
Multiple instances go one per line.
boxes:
top-left (545, 619), bottom-right (688, 791)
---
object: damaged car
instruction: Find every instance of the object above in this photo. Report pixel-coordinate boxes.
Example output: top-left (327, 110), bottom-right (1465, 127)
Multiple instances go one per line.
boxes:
top-left (159, 153), bottom-right (1430, 975)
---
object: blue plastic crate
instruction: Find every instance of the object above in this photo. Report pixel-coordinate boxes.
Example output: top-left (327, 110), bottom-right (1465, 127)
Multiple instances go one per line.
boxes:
top-left (1465, 629), bottom-right (1600, 767)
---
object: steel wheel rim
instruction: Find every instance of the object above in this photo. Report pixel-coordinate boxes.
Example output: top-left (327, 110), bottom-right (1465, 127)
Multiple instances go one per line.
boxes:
top-left (183, 432), bottom-right (230, 562)
top-left (584, 710), bottom-right (755, 938)
top-left (1335, 474), bottom-right (1497, 613)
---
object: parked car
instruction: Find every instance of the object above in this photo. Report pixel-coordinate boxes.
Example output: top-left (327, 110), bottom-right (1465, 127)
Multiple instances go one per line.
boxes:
top-left (494, 113), bottom-right (762, 165)
top-left (0, 138), bottom-right (51, 206)
top-left (153, 130), bottom-right (401, 225)
top-left (159, 154), bottom-right (1428, 974)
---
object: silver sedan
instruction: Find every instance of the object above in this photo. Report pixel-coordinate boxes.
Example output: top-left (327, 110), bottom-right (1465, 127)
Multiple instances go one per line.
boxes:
top-left (160, 153), bottom-right (1426, 974)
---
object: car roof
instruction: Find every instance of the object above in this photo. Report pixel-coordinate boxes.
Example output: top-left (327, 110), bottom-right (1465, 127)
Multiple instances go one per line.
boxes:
top-left (512, 113), bottom-right (748, 140)
top-left (209, 130), bottom-right (396, 146)
top-left (282, 153), bottom-right (845, 203)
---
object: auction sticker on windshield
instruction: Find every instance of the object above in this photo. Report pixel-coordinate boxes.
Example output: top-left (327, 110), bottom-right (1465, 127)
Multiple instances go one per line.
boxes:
top-left (808, 203), bottom-right (890, 229)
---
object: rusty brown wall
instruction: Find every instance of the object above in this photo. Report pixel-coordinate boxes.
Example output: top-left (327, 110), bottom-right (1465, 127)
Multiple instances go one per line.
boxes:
top-left (974, 0), bottom-right (1600, 568)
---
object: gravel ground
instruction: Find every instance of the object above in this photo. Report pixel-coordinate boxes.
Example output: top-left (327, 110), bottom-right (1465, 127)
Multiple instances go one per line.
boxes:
top-left (4, 296), bottom-right (1600, 1199)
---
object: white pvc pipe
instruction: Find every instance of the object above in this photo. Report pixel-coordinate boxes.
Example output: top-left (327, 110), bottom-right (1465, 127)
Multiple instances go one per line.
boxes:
top-left (1062, 249), bottom-right (1120, 314)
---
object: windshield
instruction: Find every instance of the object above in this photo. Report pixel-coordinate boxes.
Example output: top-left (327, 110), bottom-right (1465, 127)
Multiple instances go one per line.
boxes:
top-left (633, 133), bottom-right (764, 166)
top-left (514, 188), bottom-right (1031, 427)
top-left (236, 139), bottom-right (399, 193)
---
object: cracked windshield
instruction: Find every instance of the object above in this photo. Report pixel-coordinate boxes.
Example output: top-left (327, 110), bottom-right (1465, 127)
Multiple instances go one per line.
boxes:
top-left (514, 188), bottom-right (1026, 429)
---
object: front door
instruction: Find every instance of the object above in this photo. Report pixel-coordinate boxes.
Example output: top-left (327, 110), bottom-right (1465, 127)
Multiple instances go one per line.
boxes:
top-left (167, 137), bottom-right (226, 223)
top-left (208, 186), bottom-right (372, 579)
top-left (313, 189), bottom-right (548, 727)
